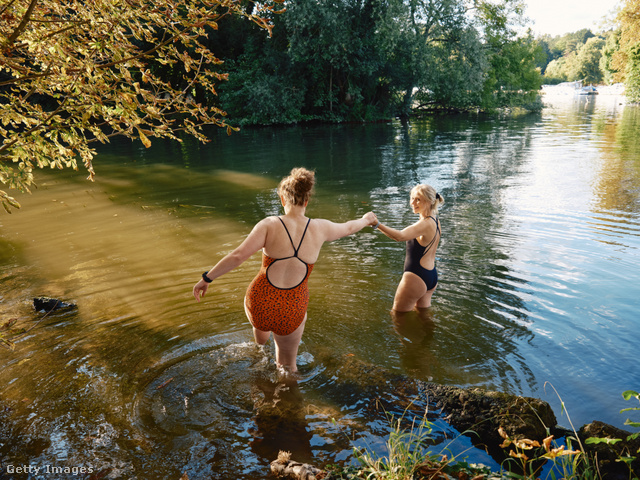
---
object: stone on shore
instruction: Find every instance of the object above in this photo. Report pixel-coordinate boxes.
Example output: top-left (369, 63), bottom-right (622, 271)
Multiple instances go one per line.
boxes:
top-left (418, 382), bottom-right (557, 450)
top-left (579, 420), bottom-right (640, 478)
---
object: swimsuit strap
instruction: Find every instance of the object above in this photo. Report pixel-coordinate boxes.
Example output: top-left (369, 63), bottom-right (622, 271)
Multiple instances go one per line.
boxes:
top-left (278, 217), bottom-right (311, 258)
top-left (421, 216), bottom-right (440, 257)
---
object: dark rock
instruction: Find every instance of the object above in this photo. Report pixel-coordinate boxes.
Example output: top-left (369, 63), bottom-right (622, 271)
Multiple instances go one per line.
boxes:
top-left (33, 297), bottom-right (77, 312)
top-left (419, 382), bottom-right (557, 448)
top-left (579, 420), bottom-right (640, 478)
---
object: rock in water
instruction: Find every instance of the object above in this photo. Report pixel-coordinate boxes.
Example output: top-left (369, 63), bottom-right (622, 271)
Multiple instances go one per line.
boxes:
top-left (33, 297), bottom-right (77, 312)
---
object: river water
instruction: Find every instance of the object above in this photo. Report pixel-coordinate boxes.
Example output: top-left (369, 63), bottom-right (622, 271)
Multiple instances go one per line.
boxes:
top-left (1, 93), bottom-right (639, 479)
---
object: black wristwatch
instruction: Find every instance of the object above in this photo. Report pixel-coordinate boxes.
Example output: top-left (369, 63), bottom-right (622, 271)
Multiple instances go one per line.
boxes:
top-left (202, 271), bottom-right (213, 283)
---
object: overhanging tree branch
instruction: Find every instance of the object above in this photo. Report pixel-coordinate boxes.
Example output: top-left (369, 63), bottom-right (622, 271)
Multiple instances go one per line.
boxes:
top-left (0, 0), bottom-right (282, 212)
top-left (5, 0), bottom-right (38, 44)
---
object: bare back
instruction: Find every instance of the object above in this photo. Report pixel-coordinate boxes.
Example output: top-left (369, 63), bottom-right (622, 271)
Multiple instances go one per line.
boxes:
top-left (261, 215), bottom-right (324, 289)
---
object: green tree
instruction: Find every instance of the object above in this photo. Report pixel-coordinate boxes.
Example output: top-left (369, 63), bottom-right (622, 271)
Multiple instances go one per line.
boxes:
top-left (481, 34), bottom-right (544, 109)
top-left (624, 45), bottom-right (640, 103)
top-left (540, 30), bottom-right (609, 84)
top-left (209, 0), bottom-right (542, 123)
top-left (213, 14), bottom-right (306, 126)
top-left (544, 56), bottom-right (571, 82)
top-left (613, 0), bottom-right (640, 102)
top-left (534, 37), bottom-right (552, 74)
top-left (416, 26), bottom-right (487, 110)
top-left (554, 28), bottom-right (596, 56)
top-left (0, 0), bottom-right (280, 212)
top-left (474, 0), bottom-right (543, 110)
top-left (374, 0), bottom-right (471, 116)
top-left (600, 30), bottom-right (622, 84)
top-left (573, 37), bottom-right (606, 84)
top-left (280, 0), bottom-right (390, 121)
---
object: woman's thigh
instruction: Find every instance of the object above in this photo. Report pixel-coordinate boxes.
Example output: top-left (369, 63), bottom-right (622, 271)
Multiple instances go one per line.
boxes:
top-left (273, 315), bottom-right (307, 370)
top-left (245, 296), bottom-right (271, 344)
top-left (393, 272), bottom-right (427, 312)
top-left (416, 284), bottom-right (437, 309)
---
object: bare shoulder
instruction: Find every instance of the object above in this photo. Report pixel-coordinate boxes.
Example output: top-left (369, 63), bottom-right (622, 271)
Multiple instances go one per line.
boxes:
top-left (417, 216), bottom-right (438, 234)
top-left (256, 215), bottom-right (281, 228)
top-left (307, 218), bottom-right (331, 236)
top-left (310, 218), bottom-right (332, 228)
top-left (309, 217), bottom-right (351, 242)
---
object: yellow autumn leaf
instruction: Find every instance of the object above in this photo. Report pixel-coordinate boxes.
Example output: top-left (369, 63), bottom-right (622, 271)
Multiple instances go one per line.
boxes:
top-left (513, 438), bottom-right (540, 450)
top-left (137, 128), bottom-right (152, 148)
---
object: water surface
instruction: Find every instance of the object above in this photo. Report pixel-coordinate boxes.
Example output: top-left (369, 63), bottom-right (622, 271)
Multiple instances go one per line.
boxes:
top-left (1, 93), bottom-right (639, 478)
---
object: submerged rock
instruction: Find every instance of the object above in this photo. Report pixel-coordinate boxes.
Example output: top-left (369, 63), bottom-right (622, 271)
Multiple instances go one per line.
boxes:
top-left (270, 451), bottom-right (323, 480)
top-left (33, 297), bottom-right (77, 312)
top-left (307, 353), bottom-right (637, 477)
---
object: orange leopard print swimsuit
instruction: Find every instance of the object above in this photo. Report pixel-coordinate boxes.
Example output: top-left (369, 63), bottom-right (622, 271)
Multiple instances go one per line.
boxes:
top-left (245, 217), bottom-right (315, 336)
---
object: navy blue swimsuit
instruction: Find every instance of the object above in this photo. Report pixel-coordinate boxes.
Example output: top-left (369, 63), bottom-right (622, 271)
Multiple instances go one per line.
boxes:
top-left (403, 216), bottom-right (440, 290)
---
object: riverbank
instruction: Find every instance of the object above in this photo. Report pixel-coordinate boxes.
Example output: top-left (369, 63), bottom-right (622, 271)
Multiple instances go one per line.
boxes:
top-left (268, 355), bottom-right (640, 479)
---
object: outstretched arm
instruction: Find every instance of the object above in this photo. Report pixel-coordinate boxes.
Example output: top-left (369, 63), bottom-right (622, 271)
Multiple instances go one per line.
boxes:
top-left (318, 211), bottom-right (378, 242)
top-left (193, 219), bottom-right (268, 302)
top-left (377, 219), bottom-right (426, 242)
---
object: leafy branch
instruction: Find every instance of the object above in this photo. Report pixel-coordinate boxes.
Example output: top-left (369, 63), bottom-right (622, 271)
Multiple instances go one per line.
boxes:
top-left (0, 0), bottom-right (283, 213)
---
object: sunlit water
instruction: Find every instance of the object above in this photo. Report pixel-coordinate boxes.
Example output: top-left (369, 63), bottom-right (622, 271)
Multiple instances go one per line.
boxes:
top-left (1, 93), bottom-right (639, 479)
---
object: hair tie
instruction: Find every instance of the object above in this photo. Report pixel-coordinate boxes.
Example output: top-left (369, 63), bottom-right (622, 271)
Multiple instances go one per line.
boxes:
top-left (435, 193), bottom-right (441, 200)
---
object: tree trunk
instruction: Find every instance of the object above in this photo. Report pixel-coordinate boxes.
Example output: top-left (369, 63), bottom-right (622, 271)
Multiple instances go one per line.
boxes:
top-left (400, 86), bottom-right (415, 118)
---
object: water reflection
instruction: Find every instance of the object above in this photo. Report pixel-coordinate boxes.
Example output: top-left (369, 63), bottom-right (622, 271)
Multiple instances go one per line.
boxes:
top-left (391, 308), bottom-right (437, 379)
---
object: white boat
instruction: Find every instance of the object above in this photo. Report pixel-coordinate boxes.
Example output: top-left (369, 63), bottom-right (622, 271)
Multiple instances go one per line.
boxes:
top-left (576, 85), bottom-right (598, 95)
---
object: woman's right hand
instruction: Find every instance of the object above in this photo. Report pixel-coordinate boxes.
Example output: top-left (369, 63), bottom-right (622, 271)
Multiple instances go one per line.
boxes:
top-left (363, 211), bottom-right (378, 226)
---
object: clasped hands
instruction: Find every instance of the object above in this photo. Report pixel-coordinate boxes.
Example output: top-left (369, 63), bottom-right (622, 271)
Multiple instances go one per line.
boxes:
top-left (363, 211), bottom-right (378, 226)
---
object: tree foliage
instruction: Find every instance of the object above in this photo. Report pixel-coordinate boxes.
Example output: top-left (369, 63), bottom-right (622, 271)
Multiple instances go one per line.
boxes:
top-left (217, 0), bottom-right (541, 120)
top-left (574, 37), bottom-right (606, 84)
top-left (1, 0), bottom-right (550, 213)
top-left (600, 30), bottom-right (622, 85)
top-left (613, 0), bottom-right (640, 102)
top-left (0, 0), bottom-right (281, 212)
top-left (482, 34), bottom-right (544, 109)
top-left (536, 29), bottom-right (600, 78)
top-left (537, 29), bottom-right (611, 84)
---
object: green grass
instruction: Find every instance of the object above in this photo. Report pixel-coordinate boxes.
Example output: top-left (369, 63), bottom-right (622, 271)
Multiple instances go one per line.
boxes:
top-left (328, 385), bottom-right (639, 480)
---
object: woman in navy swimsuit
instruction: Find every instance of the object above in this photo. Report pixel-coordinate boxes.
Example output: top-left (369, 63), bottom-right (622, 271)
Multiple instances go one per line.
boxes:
top-left (375, 184), bottom-right (444, 312)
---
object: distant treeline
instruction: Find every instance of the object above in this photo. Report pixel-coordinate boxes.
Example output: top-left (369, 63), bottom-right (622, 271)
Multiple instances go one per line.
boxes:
top-left (530, 0), bottom-right (639, 103)
top-left (195, 0), bottom-right (545, 126)
top-left (197, 0), bottom-right (639, 126)
top-left (535, 29), bottom-right (620, 86)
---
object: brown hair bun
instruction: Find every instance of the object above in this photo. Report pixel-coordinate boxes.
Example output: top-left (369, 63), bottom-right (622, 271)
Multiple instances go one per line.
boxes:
top-left (278, 167), bottom-right (316, 206)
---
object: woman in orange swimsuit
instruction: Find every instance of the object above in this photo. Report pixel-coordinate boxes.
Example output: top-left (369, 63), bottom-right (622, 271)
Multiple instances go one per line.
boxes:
top-left (193, 167), bottom-right (377, 373)
top-left (374, 184), bottom-right (444, 312)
